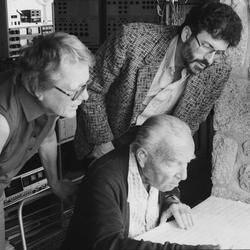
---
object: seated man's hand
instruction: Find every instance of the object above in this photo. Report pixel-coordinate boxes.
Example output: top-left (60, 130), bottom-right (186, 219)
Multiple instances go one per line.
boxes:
top-left (160, 202), bottom-right (194, 230)
top-left (50, 179), bottom-right (78, 205)
top-left (89, 142), bottom-right (115, 159)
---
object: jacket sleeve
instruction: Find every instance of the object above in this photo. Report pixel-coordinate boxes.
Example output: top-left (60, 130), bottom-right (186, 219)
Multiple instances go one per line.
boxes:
top-left (173, 59), bottom-right (231, 135)
top-left (63, 161), bottom-right (214, 250)
top-left (77, 24), bottom-right (140, 146)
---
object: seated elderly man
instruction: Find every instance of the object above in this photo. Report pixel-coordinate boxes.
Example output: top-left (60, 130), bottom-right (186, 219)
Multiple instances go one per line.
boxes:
top-left (62, 115), bottom-right (219, 250)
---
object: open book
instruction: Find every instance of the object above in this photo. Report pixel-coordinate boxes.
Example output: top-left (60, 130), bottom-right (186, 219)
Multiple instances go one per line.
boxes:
top-left (136, 196), bottom-right (250, 249)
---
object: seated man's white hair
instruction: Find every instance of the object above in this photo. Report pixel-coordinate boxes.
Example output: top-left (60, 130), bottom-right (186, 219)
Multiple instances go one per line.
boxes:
top-left (131, 114), bottom-right (194, 162)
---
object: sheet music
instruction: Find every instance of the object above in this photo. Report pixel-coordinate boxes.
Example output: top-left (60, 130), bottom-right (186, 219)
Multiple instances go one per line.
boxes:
top-left (136, 196), bottom-right (250, 249)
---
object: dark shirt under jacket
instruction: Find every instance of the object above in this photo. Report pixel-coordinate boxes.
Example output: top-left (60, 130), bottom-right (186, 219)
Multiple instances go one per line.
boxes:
top-left (62, 147), bottom-right (205, 250)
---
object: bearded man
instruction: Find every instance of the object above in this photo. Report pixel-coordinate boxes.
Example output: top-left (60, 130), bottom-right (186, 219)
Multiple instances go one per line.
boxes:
top-left (75, 1), bottom-right (242, 160)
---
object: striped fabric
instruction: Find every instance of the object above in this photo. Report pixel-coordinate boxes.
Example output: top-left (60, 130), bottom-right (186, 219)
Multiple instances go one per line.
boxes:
top-left (127, 149), bottom-right (160, 238)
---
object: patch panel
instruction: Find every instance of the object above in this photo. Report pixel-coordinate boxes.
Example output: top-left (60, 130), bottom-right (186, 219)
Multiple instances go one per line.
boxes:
top-left (54, 0), bottom-right (100, 50)
top-left (106, 0), bottom-right (158, 37)
top-left (107, 0), bottom-right (156, 15)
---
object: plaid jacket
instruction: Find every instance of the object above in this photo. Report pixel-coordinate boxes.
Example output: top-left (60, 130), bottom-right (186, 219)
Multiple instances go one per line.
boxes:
top-left (75, 23), bottom-right (231, 159)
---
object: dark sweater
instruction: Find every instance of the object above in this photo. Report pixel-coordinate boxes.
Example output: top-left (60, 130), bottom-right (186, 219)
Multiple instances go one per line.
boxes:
top-left (62, 147), bottom-right (215, 250)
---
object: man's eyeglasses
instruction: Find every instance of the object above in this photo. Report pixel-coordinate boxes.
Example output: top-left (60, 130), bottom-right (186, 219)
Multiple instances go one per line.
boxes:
top-left (193, 34), bottom-right (226, 56)
top-left (54, 84), bottom-right (87, 101)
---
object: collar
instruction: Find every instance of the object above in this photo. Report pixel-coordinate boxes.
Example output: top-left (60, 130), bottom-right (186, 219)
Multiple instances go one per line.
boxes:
top-left (127, 147), bottom-right (147, 202)
top-left (17, 83), bottom-right (48, 122)
top-left (128, 146), bottom-right (144, 178)
top-left (164, 35), bottom-right (179, 75)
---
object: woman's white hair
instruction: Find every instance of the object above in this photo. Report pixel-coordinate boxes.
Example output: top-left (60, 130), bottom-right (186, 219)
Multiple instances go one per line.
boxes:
top-left (17, 32), bottom-right (95, 94)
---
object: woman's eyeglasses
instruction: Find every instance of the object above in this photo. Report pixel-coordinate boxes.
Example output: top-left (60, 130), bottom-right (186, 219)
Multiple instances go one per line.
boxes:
top-left (54, 85), bottom-right (87, 101)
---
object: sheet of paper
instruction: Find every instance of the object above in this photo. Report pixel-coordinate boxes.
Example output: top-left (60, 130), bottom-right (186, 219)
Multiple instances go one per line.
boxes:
top-left (136, 196), bottom-right (250, 249)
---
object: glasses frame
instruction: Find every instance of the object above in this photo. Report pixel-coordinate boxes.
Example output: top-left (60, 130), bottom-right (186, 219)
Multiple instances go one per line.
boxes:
top-left (54, 84), bottom-right (87, 101)
top-left (193, 34), bottom-right (225, 56)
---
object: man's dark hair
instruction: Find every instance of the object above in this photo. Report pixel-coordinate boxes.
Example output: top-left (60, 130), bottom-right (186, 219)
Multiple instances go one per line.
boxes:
top-left (181, 1), bottom-right (242, 47)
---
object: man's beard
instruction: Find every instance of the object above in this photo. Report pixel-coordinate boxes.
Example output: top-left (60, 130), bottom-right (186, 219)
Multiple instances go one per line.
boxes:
top-left (181, 39), bottom-right (210, 74)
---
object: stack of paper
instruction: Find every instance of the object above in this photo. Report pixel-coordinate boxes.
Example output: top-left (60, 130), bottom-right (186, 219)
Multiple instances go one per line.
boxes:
top-left (136, 196), bottom-right (250, 249)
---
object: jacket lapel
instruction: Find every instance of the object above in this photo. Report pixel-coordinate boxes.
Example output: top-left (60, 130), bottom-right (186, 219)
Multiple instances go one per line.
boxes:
top-left (172, 58), bottom-right (231, 134)
top-left (132, 28), bottom-right (178, 123)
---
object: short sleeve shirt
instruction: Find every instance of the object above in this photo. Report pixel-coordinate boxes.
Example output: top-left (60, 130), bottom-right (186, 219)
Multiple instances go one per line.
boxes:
top-left (0, 71), bottom-right (58, 195)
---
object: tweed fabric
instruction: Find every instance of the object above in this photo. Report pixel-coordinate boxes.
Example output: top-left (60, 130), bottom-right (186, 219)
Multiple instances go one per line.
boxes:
top-left (75, 23), bottom-right (231, 159)
top-left (172, 60), bottom-right (231, 133)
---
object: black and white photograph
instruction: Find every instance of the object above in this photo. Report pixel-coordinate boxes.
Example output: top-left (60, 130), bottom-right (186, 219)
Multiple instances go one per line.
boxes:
top-left (0, 0), bottom-right (249, 249)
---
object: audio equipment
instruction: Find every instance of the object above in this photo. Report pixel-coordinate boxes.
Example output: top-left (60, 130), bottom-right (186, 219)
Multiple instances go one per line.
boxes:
top-left (4, 166), bottom-right (48, 208)
top-left (0, 0), bottom-right (54, 59)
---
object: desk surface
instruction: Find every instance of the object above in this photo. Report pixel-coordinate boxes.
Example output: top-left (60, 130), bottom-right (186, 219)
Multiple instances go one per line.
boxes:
top-left (136, 196), bottom-right (250, 249)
